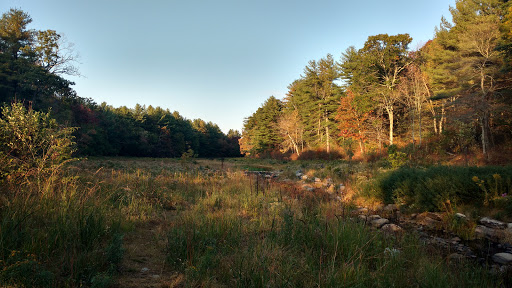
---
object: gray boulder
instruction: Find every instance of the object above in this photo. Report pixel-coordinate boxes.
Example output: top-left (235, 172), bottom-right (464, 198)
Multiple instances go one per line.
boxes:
top-left (474, 225), bottom-right (504, 241)
top-left (480, 217), bottom-right (507, 229)
top-left (492, 252), bottom-right (512, 265)
top-left (371, 218), bottom-right (390, 228)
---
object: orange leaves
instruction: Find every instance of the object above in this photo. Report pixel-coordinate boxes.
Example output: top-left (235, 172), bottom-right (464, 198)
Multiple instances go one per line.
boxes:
top-left (336, 90), bottom-right (370, 143)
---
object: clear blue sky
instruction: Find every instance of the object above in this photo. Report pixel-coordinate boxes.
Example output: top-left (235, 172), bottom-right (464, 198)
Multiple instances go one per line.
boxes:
top-left (1, 0), bottom-right (455, 133)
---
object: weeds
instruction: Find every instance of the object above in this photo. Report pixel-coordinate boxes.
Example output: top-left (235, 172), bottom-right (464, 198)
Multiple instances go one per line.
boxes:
top-left (159, 160), bottom-right (499, 287)
top-left (0, 155), bottom-right (506, 287)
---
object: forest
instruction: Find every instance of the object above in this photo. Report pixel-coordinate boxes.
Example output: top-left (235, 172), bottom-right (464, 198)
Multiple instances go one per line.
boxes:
top-left (241, 0), bottom-right (512, 162)
top-left (0, 8), bottom-right (241, 158)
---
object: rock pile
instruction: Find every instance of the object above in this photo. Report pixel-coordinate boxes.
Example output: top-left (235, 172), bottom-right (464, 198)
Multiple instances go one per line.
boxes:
top-left (353, 205), bottom-right (512, 271)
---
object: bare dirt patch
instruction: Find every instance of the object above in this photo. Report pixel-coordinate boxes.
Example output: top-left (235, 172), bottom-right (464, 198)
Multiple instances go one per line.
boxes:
top-left (116, 211), bottom-right (184, 288)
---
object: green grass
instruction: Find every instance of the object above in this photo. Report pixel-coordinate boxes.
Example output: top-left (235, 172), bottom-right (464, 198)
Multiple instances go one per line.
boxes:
top-left (160, 160), bottom-right (500, 287)
top-left (0, 179), bottom-right (124, 286)
top-left (0, 157), bottom-right (505, 287)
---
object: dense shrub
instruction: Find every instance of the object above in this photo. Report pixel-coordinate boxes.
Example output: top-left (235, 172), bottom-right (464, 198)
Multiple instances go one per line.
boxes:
top-left (0, 102), bottom-right (76, 192)
top-left (375, 166), bottom-right (512, 211)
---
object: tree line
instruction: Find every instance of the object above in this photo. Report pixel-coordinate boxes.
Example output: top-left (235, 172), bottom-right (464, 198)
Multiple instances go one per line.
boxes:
top-left (241, 0), bottom-right (512, 159)
top-left (0, 8), bottom-right (241, 158)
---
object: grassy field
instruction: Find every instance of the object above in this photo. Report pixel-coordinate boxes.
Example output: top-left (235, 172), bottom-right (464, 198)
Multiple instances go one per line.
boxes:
top-left (0, 157), bottom-right (507, 287)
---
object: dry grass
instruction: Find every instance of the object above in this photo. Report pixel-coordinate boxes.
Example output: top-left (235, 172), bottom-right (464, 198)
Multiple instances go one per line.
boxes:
top-left (1, 157), bottom-right (503, 287)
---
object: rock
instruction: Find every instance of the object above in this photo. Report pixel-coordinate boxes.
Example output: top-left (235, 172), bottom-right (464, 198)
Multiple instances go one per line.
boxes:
top-left (141, 267), bottom-right (150, 273)
top-left (492, 252), bottom-right (512, 265)
top-left (368, 215), bottom-right (382, 221)
top-left (418, 217), bottom-right (439, 229)
top-left (301, 175), bottom-right (308, 180)
top-left (295, 171), bottom-right (303, 178)
top-left (474, 225), bottom-right (504, 241)
top-left (314, 177), bottom-right (321, 183)
top-left (381, 223), bottom-right (403, 234)
top-left (371, 218), bottom-right (389, 228)
top-left (454, 213), bottom-right (467, 220)
top-left (427, 236), bottom-right (450, 249)
top-left (358, 215), bottom-right (367, 222)
top-left (480, 217), bottom-right (507, 229)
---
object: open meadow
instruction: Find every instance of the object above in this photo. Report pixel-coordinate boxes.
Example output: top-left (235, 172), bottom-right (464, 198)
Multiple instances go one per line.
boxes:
top-left (2, 157), bottom-right (510, 287)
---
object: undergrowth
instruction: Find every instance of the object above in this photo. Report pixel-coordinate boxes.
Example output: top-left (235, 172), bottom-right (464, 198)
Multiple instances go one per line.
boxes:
top-left (359, 166), bottom-right (512, 213)
top-left (161, 162), bottom-right (500, 287)
top-left (1, 153), bottom-right (506, 286)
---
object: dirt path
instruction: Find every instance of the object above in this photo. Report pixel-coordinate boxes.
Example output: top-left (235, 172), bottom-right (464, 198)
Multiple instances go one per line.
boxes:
top-left (115, 211), bottom-right (184, 288)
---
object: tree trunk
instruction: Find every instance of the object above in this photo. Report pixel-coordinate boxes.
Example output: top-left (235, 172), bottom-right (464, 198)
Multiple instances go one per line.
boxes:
top-left (387, 106), bottom-right (394, 145)
top-left (287, 133), bottom-right (300, 156)
top-left (418, 105), bottom-right (422, 146)
top-left (479, 70), bottom-right (492, 157)
top-left (358, 131), bottom-right (365, 155)
top-left (317, 117), bottom-right (321, 143)
top-left (439, 103), bottom-right (445, 135)
top-left (411, 108), bottom-right (415, 147)
top-left (325, 116), bottom-right (330, 153)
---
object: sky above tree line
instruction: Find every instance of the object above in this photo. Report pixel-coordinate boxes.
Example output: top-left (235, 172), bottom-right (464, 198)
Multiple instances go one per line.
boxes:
top-left (0, 0), bottom-right (455, 133)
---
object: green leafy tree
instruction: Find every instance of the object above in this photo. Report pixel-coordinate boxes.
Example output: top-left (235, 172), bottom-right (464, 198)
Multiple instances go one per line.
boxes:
top-left (0, 8), bottom-right (33, 60)
top-left (425, 0), bottom-right (508, 156)
top-left (358, 34), bottom-right (413, 145)
top-left (0, 8), bottom-right (75, 107)
top-left (302, 54), bottom-right (341, 152)
top-left (240, 96), bottom-right (283, 155)
top-left (284, 54), bottom-right (342, 151)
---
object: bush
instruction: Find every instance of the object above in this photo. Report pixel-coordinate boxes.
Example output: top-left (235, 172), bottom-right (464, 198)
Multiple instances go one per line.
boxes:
top-left (375, 166), bottom-right (512, 211)
top-left (0, 102), bottom-right (76, 192)
top-left (385, 144), bottom-right (408, 168)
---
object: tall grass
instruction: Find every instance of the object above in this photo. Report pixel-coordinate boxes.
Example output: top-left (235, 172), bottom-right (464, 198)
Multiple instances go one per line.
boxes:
top-left (0, 158), bottom-right (187, 286)
top-left (1, 157), bottom-right (505, 286)
top-left (164, 163), bottom-right (500, 287)
top-left (0, 177), bottom-right (124, 287)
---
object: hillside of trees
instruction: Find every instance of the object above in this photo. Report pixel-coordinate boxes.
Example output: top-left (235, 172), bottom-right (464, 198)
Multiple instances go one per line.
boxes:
top-left (241, 0), bottom-right (512, 162)
top-left (0, 8), bottom-right (241, 158)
